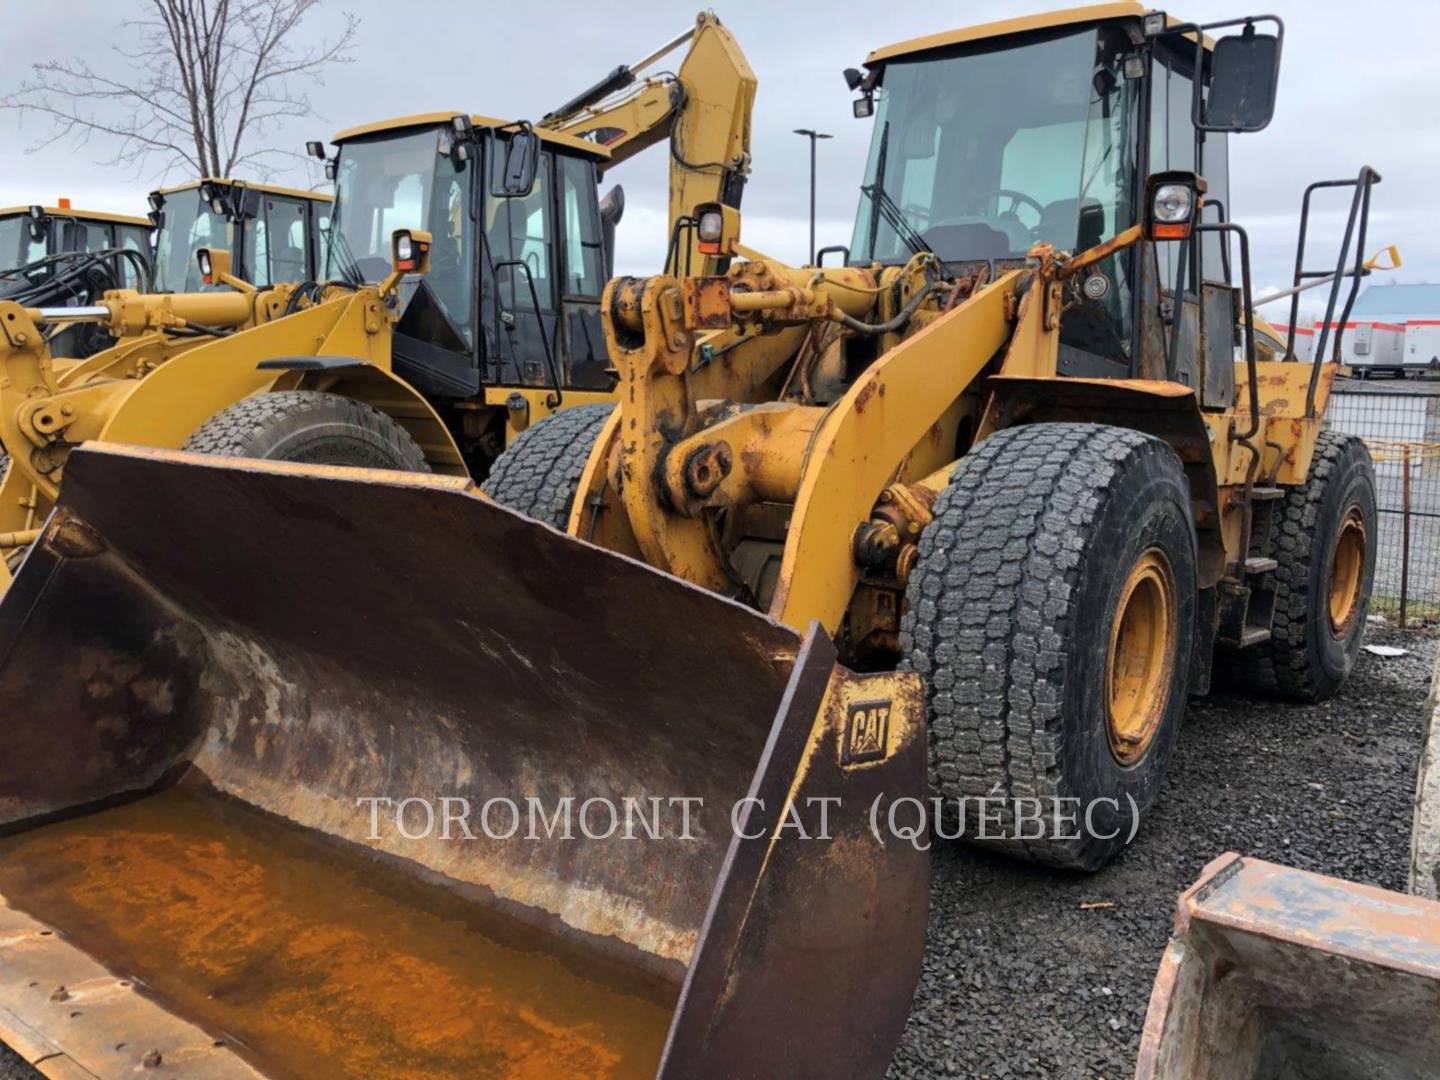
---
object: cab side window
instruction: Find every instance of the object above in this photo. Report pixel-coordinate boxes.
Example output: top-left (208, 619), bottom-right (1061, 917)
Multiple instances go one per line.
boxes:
top-left (248, 214), bottom-right (269, 286)
top-left (265, 197), bottom-right (308, 284)
top-left (559, 156), bottom-right (604, 299)
top-left (488, 148), bottom-right (555, 311)
top-left (116, 225), bottom-right (152, 288)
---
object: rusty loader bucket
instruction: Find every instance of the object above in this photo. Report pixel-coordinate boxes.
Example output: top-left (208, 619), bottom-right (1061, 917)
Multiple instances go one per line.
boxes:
top-left (0, 445), bottom-right (928, 1080)
top-left (1138, 853), bottom-right (1440, 1078)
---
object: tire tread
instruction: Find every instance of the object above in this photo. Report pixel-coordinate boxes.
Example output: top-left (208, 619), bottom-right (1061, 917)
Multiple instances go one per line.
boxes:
top-left (183, 391), bottom-right (429, 471)
top-left (1225, 430), bottom-right (1374, 701)
top-left (901, 422), bottom-right (1187, 869)
top-left (481, 405), bottom-right (614, 529)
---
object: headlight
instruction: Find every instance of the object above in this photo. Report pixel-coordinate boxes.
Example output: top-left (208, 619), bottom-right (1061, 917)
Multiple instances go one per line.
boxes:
top-left (395, 234), bottom-right (413, 262)
top-left (697, 209), bottom-right (724, 244)
top-left (197, 250), bottom-right (213, 283)
top-left (1153, 184), bottom-right (1194, 223)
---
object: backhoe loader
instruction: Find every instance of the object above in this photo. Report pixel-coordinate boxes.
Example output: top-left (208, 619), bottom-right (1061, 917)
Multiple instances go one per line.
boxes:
top-left (0, 5), bottom-right (1407, 1079)
top-left (0, 12), bottom-right (754, 593)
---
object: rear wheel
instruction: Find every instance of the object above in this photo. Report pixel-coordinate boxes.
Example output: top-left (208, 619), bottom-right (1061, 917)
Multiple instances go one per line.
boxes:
top-left (183, 391), bottom-right (429, 471)
top-left (482, 405), bottom-right (614, 529)
top-left (902, 423), bottom-right (1197, 870)
top-left (1225, 431), bottom-right (1377, 702)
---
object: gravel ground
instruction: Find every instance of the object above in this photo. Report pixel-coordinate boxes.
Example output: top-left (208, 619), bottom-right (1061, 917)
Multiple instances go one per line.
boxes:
top-left (2, 628), bottom-right (1433, 1080)
top-left (888, 624), bottom-right (1436, 1079)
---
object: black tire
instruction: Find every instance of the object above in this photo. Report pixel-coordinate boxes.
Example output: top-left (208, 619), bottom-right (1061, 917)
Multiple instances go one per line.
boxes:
top-left (1225, 431), bottom-right (1377, 702)
top-left (902, 423), bottom-right (1198, 871)
top-left (482, 405), bottom-right (614, 529)
top-left (183, 391), bottom-right (429, 471)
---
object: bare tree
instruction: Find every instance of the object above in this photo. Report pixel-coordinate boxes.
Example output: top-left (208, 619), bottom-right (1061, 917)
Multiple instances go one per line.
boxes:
top-left (2, 0), bottom-right (358, 181)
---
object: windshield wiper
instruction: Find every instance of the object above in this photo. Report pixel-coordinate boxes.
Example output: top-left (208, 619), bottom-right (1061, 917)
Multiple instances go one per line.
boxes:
top-left (324, 221), bottom-right (364, 285)
top-left (862, 182), bottom-right (933, 259)
top-left (862, 121), bottom-right (932, 260)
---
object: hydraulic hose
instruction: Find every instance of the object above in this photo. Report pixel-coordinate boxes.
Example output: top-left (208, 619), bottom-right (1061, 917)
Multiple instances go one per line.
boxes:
top-left (831, 281), bottom-right (938, 336)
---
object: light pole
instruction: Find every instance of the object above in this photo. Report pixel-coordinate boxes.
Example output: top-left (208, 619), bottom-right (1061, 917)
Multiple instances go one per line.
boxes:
top-left (793, 128), bottom-right (832, 265)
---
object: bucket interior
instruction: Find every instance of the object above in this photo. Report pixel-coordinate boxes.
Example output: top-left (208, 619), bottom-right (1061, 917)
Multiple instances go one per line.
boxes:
top-left (0, 446), bottom-right (811, 1079)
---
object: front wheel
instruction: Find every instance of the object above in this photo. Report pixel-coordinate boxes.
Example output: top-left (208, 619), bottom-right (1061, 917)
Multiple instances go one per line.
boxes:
top-left (902, 423), bottom-right (1197, 871)
top-left (183, 391), bottom-right (430, 471)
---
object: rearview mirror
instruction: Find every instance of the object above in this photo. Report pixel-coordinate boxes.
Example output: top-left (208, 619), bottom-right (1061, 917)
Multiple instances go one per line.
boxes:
top-left (234, 184), bottom-right (262, 221)
top-left (1202, 21), bottom-right (1282, 132)
top-left (496, 126), bottom-right (540, 198)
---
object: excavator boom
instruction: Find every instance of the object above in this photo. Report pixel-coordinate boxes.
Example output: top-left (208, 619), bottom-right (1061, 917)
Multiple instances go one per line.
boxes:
top-left (542, 12), bottom-right (755, 275)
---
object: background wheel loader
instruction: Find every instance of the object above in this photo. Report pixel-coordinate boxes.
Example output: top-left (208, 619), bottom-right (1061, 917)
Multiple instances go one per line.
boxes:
top-left (0, 203), bottom-right (151, 282)
top-left (146, 178), bottom-right (333, 293)
top-left (0, 12), bottom-right (755, 593)
top-left (0, 182), bottom-right (333, 365)
top-left (0, 5), bottom-right (1413, 1079)
top-left (0, 202), bottom-right (153, 362)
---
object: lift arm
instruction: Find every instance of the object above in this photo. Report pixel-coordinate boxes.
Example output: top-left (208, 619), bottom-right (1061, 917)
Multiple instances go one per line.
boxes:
top-left (540, 11), bottom-right (755, 277)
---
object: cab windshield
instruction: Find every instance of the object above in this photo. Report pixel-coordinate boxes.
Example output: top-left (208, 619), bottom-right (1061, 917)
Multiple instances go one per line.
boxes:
top-left (325, 128), bottom-right (473, 342)
top-left (155, 191), bottom-right (232, 292)
top-left (0, 217), bottom-right (27, 273)
top-left (851, 25), bottom-right (1139, 265)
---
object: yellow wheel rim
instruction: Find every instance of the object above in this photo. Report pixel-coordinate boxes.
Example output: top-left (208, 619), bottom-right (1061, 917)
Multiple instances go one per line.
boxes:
top-left (1106, 549), bottom-right (1178, 767)
top-left (1328, 507), bottom-right (1366, 633)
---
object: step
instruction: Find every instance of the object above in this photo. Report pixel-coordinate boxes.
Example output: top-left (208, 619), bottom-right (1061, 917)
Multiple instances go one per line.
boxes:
top-left (1243, 556), bottom-right (1279, 575)
top-left (1249, 486), bottom-right (1285, 501)
top-left (1237, 626), bottom-right (1272, 647)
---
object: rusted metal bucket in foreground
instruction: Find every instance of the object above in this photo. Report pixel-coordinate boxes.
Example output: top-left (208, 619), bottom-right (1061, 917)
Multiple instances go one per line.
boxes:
top-left (1138, 853), bottom-right (1440, 1079)
top-left (0, 444), bottom-right (928, 1080)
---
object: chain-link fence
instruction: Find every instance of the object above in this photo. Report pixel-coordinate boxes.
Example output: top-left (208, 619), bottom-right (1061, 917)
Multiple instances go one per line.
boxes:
top-left (1325, 379), bottom-right (1440, 625)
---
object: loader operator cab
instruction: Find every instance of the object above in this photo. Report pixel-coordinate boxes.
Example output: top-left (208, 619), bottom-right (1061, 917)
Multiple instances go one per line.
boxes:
top-left (322, 114), bottom-right (614, 402)
top-left (0, 204), bottom-right (153, 358)
top-left (148, 179), bottom-right (332, 293)
top-left (848, 3), bottom-right (1270, 401)
top-left (0, 204), bottom-right (151, 287)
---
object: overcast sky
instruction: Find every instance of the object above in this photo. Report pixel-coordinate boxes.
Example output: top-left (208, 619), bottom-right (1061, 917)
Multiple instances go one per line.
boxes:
top-left (4, 0), bottom-right (1436, 317)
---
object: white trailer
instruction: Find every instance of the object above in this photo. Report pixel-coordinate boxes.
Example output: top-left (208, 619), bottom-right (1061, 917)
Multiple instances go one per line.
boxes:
top-left (1318, 319), bottom-right (1406, 374)
top-left (1405, 321), bottom-right (1440, 371)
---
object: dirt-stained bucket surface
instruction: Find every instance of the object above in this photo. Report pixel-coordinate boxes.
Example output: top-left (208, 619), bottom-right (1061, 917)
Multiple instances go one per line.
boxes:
top-left (0, 787), bottom-right (676, 1080)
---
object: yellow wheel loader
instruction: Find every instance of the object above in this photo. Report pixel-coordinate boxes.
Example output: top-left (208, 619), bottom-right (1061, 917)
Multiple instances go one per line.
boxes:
top-left (0, 13), bottom-right (753, 594)
top-left (482, 3), bottom-right (1385, 871)
top-left (0, 5), bottom-right (1412, 1079)
top-left (0, 203), bottom-right (151, 280)
top-left (0, 182), bottom-right (332, 365)
top-left (0, 203), bottom-right (152, 361)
